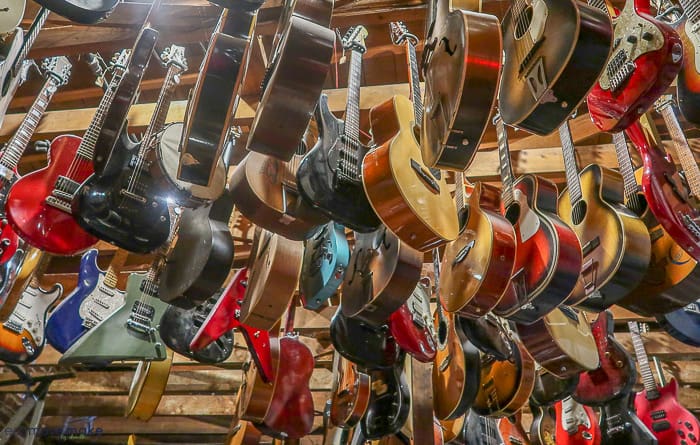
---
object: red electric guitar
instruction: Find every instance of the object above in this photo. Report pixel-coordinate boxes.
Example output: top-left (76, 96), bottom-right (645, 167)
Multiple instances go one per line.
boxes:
top-left (630, 321), bottom-right (700, 445)
top-left (388, 278), bottom-right (437, 363)
top-left (4, 49), bottom-right (133, 255)
top-left (587, 0), bottom-right (683, 132)
top-left (555, 396), bottom-right (602, 445)
top-left (189, 268), bottom-right (274, 383)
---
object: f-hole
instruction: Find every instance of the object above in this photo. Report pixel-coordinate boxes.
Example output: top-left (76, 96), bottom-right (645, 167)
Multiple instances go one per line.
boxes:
top-left (505, 203), bottom-right (521, 226)
top-left (571, 200), bottom-right (587, 226)
top-left (514, 5), bottom-right (534, 40)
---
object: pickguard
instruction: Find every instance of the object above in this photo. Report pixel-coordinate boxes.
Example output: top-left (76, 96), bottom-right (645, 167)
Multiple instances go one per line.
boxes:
top-left (514, 189), bottom-right (541, 242)
top-left (529, 0), bottom-right (549, 43)
top-left (685, 19), bottom-right (700, 74)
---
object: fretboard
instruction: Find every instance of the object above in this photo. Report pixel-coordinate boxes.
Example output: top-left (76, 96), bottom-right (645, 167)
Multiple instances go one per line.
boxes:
top-left (344, 50), bottom-right (363, 142)
top-left (628, 321), bottom-right (660, 398)
top-left (136, 63), bottom-right (182, 158)
top-left (657, 100), bottom-right (700, 198)
top-left (612, 132), bottom-right (640, 206)
top-left (455, 171), bottom-right (466, 212)
top-left (558, 121), bottom-right (583, 205)
top-left (406, 38), bottom-right (423, 124)
top-left (680, 0), bottom-right (700, 22)
top-left (495, 115), bottom-right (515, 209)
top-left (11, 8), bottom-right (49, 77)
top-left (0, 77), bottom-right (57, 171)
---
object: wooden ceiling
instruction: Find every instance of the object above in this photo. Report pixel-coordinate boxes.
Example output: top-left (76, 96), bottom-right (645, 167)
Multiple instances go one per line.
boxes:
top-left (1, 0), bottom-right (700, 444)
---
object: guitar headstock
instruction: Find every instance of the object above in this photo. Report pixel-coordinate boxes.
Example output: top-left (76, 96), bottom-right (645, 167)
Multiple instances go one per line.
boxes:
top-left (390, 21), bottom-right (418, 47)
top-left (654, 94), bottom-right (675, 113)
top-left (41, 56), bottom-right (72, 87)
top-left (161, 44), bottom-right (188, 72)
top-left (342, 26), bottom-right (369, 54)
top-left (111, 49), bottom-right (131, 71)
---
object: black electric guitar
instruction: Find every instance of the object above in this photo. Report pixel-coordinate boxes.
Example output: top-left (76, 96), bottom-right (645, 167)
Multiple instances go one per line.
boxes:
top-left (361, 355), bottom-right (411, 440)
top-left (599, 395), bottom-right (657, 445)
top-left (296, 26), bottom-right (381, 233)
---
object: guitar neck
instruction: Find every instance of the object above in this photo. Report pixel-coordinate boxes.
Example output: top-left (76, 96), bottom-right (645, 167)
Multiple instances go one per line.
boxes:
top-left (455, 170), bottom-right (466, 212)
top-left (136, 63), bottom-right (182, 158)
top-left (406, 38), bottom-right (423, 124)
top-left (558, 121), bottom-right (584, 205)
top-left (657, 100), bottom-right (700, 198)
top-left (495, 115), bottom-right (516, 208)
top-left (0, 76), bottom-right (57, 171)
top-left (612, 132), bottom-right (641, 206)
top-left (587, 0), bottom-right (616, 17)
top-left (77, 68), bottom-right (126, 160)
top-left (628, 321), bottom-right (660, 398)
top-left (12, 8), bottom-right (49, 76)
top-left (344, 50), bottom-right (363, 142)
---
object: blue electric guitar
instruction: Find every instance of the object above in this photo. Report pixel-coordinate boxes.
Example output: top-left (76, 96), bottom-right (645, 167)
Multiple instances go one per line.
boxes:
top-left (300, 222), bottom-right (349, 310)
top-left (656, 301), bottom-right (700, 347)
top-left (45, 249), bottom-right (126, 353)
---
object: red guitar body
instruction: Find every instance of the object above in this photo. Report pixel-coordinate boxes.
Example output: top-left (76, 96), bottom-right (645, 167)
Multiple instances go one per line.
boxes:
top-left (389, 303), bottom-right (436, 363)
top-left (190, 268), bottom-right (274, 383)
top-left (555, 400), bottom-right (602, 445)
top-left (626, 122), bottom-right (700, 263)
top-left (5, 135), bottom-right (97, 255)
top-left (587, 0), bottom-right (683, 132)
top-left (635, 379), bottom-right (700, 445)
top-left (0, 210), bottom-right (19, 265)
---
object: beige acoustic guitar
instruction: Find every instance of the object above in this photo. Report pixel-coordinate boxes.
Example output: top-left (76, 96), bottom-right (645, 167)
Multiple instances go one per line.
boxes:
top-left (126, 349), bottom-right (174, 421)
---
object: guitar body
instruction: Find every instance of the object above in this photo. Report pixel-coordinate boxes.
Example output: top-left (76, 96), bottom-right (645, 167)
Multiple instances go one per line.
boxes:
top-left (6, 135), bottom-right (98, 255)
top-left (439, 415), bottom-right (467, 445)
top-left (494, 174), bottom-right (582, 324)
top-left (388, 281), bottom-right (437, 363)
top-left (440, 182), bottom-right (516, 318)
top-left (45, 249), bottom-right (102, 353)
top-left (432, 311), bottom-right (480, 420)
top-left (587, 0), bottom-right (683, 132)
top-left (342, 226), bottom-right (422, 327)
top-left (330, 356), bottom-right (371, 428)
top-left (600, 394), bottom-right (657, 445)
top-left (531, 405), bottom-right (557, 445)
top-left (330, 309), bottom-right (400, 369)
top-left (296, 94), bottom-right (381, 233)
top-left (33, 0), bottom-right (117, 24)
top-left (0, 178), bottom-right (21, 266)
top-left (499, 0), bottom-right (613, 135)
top-left (126, 351), bottom-right (173, 421)
top-left (0, 1), bottom-right (24, 35)
top-left (635, 379), bottom-right (700, 445)
top-left (0, 245), bottom-right (43, 322)
top-left (676, 13), bottom-right (700, 125)
top-left (554, 400), bottom-right (601, 445)
top-left (657, 301), bottom-right (700, 347)
top-left (557, 164), bottom-right (651, 310)
top-left (573, 311), bottom-right (634, 405)
top-left (59, 273), bottom-right (169, 365)
top-left (499, 413), bottom-right (532, 445)
top-left (421, 9), bottom-right (501, 169)
top-left (158, 298), bottom-right (234, 363)
top-left (231, 151), bottom-right (328, 241)
top-left (363, 94), bottom-right (459, 251)
top-left (361, 362), bottom-right (411, 440)
top-left (0, 283), bottom-right (62, 364)
top-left (300, 222), bottom-right (349, 310)
top-left (517, 307), bottom-right (599, 378)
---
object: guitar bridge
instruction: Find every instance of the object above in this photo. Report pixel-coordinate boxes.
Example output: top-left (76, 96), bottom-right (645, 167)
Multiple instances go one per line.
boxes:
top-left (45, 195), bottom-right (72, 213)
top-left (2, 319), bottom-right (22, 334)
top-left (681, 213), bottom-right (700, 240)
top-left (606, 50), bottom-right (635, 92)
top-left (119, 189), bottom-right (147, 204)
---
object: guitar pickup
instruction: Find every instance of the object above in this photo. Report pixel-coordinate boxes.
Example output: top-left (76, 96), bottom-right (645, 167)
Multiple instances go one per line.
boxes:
top-left (119, 189), bottom-right (147, 204)
top-left (126, 318), bottom-right (157, 336)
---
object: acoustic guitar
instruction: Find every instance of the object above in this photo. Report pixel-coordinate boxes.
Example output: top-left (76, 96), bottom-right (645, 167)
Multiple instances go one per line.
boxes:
top-left (363, 21), bottom-right (459, 252)
top-left (440, 172), bottom-right (516, 318)
top-left (421, 0), bottom-right (501, 170)
top-left (670, 0), bottom-right (700, 125)
top-left (329, 351), bottom-right (371, 429)
top-left (499, 0), bottom-right (613, 135)
top-left (126, 349), bottom-right (173, 421)
top-left (557, 118), bottom-right (651, 310)
top-left (554, 396), bottom-right (601, 445)
top-left (492, 114), bottom-right (582, 324)
top-left (300, 222), bottom-right (349, 310)
top-left (587, 0), bottom-right (683, 132)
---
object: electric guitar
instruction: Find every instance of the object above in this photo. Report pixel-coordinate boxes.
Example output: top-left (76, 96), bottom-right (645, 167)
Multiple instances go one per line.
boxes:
top-left (0, 55), bottom-right (71, 267)
top-left (498, 413), bottom-right (532, 445)
top-left (329, 351), bottom-right (371, 429)
top-left (72, 44), bottom-right (186, 254)
top-left (295, 26), bottom-right (382, 233)
top-left (630, 321), bottom-right (700, 445)
top-left (499, 0), bottom-right (613, 135)
top-left (421, 0), bottom-right (501, 170)
top-left (599, 394), bottom-right (658, 445)
top-left (363, 21), bottom-right (459, 252)
top-left (557, 118), bottom-right (651, 310)
top-left (587, 0), bottom-right (683, 132)
top-left (0, 0), bottom-right (24, 35)
top-left (657, 301), bottom-right (700, 347)
top-left (669, 0), bottom-right (700, 125)
top-left (440, 172), bottom-right (516, 318)
top-left (330, 308), bottom-right (401, 370)
top-left (33, 0), bottom-right (117, 24)
top-left (554, 397), bottom-right (601, 445)
top-left (0, 279), bottom-right (62, 364)
top-left (388, 279), bottom-right (437, 363)
top-left (361, 355), bottom-right (411, 440)
top-left (4, 49), bottom-right (130, 256)
top-left (530, 368), bottom-right (577, 445)
top-left (530, 403), bottom-right (557, 445)
top-left (492, 114), bottom-right (582, 324)
top-left (45, 249), bottom-right (126, 353)
top-left (464, 410), bottom-right (504, 445)
top-left (300, 222), bottom-right (349, 310)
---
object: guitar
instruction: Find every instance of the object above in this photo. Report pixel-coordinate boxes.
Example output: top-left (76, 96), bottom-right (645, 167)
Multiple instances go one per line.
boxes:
top-left (573, 311), bottom-right (635, 405)
top-left (158, 296), bottom-right (234, 363)
top-left (516, 306), bottom-right (599, 379)
top-left (612, 128), bottom-right (700, 316)
top-left (246, 0), bottom-right (334, 161)
top-left (498, 413), bottom-right (532, 445)
top-left (464, 410), bottom-right (504, 445)
top-left (630, 321), bottom-right (700, 445)
top-left (557, 118), bottom-right (651, 310)
top-left (440, 172), bottom-right (516, 318)
top-left (126, 350), bottom-right (173, 421)
top-left (363, 21), bottom-right (459, 252)
top-left (421, 0), bottom-right (501, 170)
top-left (530, 403), bottom-right (557, 445)
top-left (33, 0), bottom-right (117, 24)
top-left (587, 0), bottom-right (683, 133)
top-left (0, 280), bottom-right (62, 364)
top-left (499, 0), bottom-right (613, 135)
top-left (388, 279), bottom-right (437, 363)
top-left (670, 0), bottom-right (700, 125)
top-left (491, 114), bottom-right (582, 324)
top-left (300, 222), bottom-right (349, 310)
top-left (657, 301), bottom-right (700, 347)
top-left (4, 49), bottom-right (130, 256)
top-left (0, 0), bottom-right (24, 35)
top-left (329, 351), bottom-right (371, 429)
top-left (361, 355), bottom-right (411, 440)
top-left (177, 5), bottom-right (259, 188)
top-left (554, 397), bottom-right (601, 445)
top-left (190, 268), bottom-right (275, 383)
top-left (600, 394), bottom-right (658, 445)
top-left (45, 249), bottom-right (126, 353)
top-left (529, 369), bottom-right (578, 445)
top-left (295, 26), bottom-right (382, 233)
top-left (330, 308), bottom-right (401, 370)
top-left (0, 55), bottom-right (71, 267)
top-left (341, 226), bottom-right (422, 327)
top-left (239, 228), bottom-right (302, 330)
top-left (439, 415), bottom-right (468, 445)
top-left (72, 44), bottom-right (187, 254)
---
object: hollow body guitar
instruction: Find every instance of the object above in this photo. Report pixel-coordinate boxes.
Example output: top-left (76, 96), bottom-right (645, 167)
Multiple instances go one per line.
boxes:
top-left (388, 280), bottom-right (437, 363)
top-left (673, 0), bottom-right (700, 125)
top-left (300, 222), bottom-right (349, 310)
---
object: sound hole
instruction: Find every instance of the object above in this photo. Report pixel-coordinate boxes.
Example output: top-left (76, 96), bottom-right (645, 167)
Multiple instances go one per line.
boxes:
top-left (505, 203), bottom-right (521, 226)
top-left (438, 318), bottom-right (448, 346)
top-left (514, 6), bottom-right (534, 40)
top-left (628, 192), bottom-right (648, 217)
top-left (571, 201), bottom-right (587, 225)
